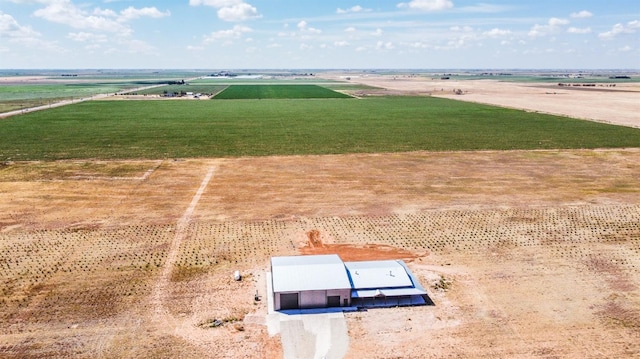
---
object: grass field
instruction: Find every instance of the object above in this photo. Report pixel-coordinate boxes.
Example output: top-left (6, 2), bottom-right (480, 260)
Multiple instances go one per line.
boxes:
top-left (0, 83), bottom-right (132, 113)
top-left (1, 96), bottom-right (639, 161)
top-left (213, 84), bottom-right (352, 99)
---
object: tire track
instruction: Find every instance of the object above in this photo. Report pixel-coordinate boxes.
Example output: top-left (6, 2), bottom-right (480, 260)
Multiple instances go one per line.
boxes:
top-left (152, 166), bottom-right (216, 318)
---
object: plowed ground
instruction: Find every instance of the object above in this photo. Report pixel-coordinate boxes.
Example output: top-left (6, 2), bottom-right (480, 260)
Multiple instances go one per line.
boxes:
top-left (1, 149), bottom-right (639, 358)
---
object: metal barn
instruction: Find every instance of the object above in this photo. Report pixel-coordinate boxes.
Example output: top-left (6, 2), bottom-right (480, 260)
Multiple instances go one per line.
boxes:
top-left (270, 254), bottom-right (352, 311)
top-left (270, 254), bottom-right (429, 311)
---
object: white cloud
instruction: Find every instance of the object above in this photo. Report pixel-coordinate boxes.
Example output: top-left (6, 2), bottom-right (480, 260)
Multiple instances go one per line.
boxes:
top-left (93, 8), bottom-right (117, 18)
top-left (67, 31), bottom-right (107, 42)
top-left (25, 1), bottom-right (169, 34)
top-left (375, 41), bottom-right (395, 50)
top-left (334, 40), bottom-right (349, 47)
top-left (336, 5), bottom-right (371, 14)
top-left (189, 0), bottom-right (261, 22)
top-left (203, 24), bottom-right (252, 43)
top-left (567, 27), bottom-right (591, 34)
top-left (118, 7), bottom-right (170, 22)
top-left (528, 18), bottom-right (569, 37)
top-left (371, 28), bottom-right (383, 36)
top-left (345, 27), bottom-right (356, 32)
top-left (189, 0), bottom-right (242, 6)
top-left (406, 41), bottom-right (429, 48)
top-left (33, 1), bottom-right (129, 33)
top-left (217, 3), bottom-right (261, 22)
top-left (398, 0), bottom-right (453, 11)
top-left (599, 20), bottom-right (640, 39)
top-left (620, 45), bottom-right (632, 52)
top-left (548, 18), bottom-right (569, 27)
top-left (297, 20), bottom-right (321, 34)
top-left (483, 28), bottom-right (511, 37)
top-left (459, 3), bottom-right (509, 13)
top-left (570, 10), bottom-right (593, 19)
top-left (450, 25), bottom-right (473, 32)
top-left (0, 9), bottom-right (63, 52)
top-left (0, 11), bottom-right (41, 40)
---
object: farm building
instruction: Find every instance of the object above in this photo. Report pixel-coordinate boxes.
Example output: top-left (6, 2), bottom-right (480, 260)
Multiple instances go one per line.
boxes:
top-left (271, 254), bottom-right (352, 310)
top-left (346, 260), bottom-right (428, 307)
top-left (270, 254), bottom-right (428, 311)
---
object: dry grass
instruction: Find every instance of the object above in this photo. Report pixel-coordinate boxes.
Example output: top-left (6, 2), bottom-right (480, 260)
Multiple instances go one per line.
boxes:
top-left (1, 150), bottom-right (639, 358)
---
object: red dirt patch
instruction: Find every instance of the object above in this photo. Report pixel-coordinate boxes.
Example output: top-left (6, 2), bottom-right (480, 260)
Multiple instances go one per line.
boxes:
top-left (299, 229), bottom-right (423, 261)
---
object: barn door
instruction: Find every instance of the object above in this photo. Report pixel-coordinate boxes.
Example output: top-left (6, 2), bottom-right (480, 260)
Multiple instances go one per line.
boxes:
top-left (327, 296), bottom-right (340, 307)
top-left (280, 293), bottom-right (299, 310)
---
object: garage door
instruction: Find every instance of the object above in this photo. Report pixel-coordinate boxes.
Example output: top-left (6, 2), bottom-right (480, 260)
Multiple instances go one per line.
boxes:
top-left (327, 296), bottom-right (341, 307)
top-left (280, 293), bottom-right (299, 310)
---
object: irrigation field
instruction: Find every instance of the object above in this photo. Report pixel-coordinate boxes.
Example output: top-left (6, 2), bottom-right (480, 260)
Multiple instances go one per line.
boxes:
top-left (1, 95), bottom-right (639, 161)
top-left (213, 84), bottom-right (352, 99)
top-left (0, 71), bottom-right (195, 113)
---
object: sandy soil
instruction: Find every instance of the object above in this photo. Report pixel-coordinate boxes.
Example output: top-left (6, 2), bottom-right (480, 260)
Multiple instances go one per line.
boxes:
top-left (1, 75), bottom-right (639, 358)
top-left (333, 74), bottom-right (640, 129)
top-left (1, 149), bottom-right (639, 358)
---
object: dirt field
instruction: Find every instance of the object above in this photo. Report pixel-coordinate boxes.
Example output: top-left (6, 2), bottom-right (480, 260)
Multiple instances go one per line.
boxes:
top-left (333, 74), bottom-right (640, 129)
top-left (1, 147), bottom-right (639, 358)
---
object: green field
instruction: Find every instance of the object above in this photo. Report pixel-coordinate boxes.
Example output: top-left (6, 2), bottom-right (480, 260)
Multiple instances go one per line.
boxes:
top-left (213, 85), bottom-right (352, 99)
top-left (0, 83), bottom-right (133, 113)
top-left (1, 96), bottom-right (639, 161)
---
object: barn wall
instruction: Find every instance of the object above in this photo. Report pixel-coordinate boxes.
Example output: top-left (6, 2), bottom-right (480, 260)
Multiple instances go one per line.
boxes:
top-left (300, 290), bottom-right (327, 308)
top-left (274, 292), bottom-right (281, 310)
top-left (327, 289), bottom-right (351, 307)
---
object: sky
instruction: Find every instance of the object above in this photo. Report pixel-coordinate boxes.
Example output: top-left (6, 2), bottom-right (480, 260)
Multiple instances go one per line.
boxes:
top-left (0, 0), bottom-right (639, 69)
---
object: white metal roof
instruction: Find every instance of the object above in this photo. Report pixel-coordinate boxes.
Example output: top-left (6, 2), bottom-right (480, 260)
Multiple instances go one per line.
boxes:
top-left (351, 287), bottom-right (427, 298)
top-left (271, 254), bottom-right (352, 292)
top-left (345, 260), bottom-right (413, 290)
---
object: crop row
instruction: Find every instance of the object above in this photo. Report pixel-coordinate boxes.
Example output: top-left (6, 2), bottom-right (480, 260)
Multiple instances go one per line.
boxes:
top-left (0, 225), bottom-right (173, 300)
top-left (2, 204), bottom-right (638, 325)
top-left (2, 205), bottom-right (638, 279)
top-left (5, 97), bottom-right (640, 161)
top-left (213, 85), bottom-right (351, 99)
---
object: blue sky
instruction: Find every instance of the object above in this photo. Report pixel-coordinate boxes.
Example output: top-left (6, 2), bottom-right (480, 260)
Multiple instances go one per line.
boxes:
top-left (1, 0), bottom-right (638, 69)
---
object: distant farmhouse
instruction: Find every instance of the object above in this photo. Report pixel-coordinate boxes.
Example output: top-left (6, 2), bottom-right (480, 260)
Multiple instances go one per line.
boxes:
top-left (270, 254), bottom-right (428, 311)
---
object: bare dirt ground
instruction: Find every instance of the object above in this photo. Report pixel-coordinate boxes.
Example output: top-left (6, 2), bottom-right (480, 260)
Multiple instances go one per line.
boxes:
top-left (1, 75), bottom-right (639, 358)
top-left (332, 74), bottom-right (640, 129)
top-left (1, 148), bottom-right (639, 358)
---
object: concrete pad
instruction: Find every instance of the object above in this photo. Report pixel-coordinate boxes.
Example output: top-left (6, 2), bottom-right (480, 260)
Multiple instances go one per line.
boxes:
top-left (278, 312), bottom-right (349, 359)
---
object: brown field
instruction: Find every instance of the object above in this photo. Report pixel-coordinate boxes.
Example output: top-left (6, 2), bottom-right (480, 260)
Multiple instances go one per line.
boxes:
top-left (1, 76), bottom-right (640, 358)
top-left (335, 74), bottom-right (640, 129)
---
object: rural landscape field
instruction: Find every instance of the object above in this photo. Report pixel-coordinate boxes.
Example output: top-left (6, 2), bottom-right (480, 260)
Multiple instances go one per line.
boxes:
top-left (1, 70), bottom-right (640, 358)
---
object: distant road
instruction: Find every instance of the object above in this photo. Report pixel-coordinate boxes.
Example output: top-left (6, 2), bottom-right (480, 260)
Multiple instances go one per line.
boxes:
top-left (0, 81), bottom-right (195, 120)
